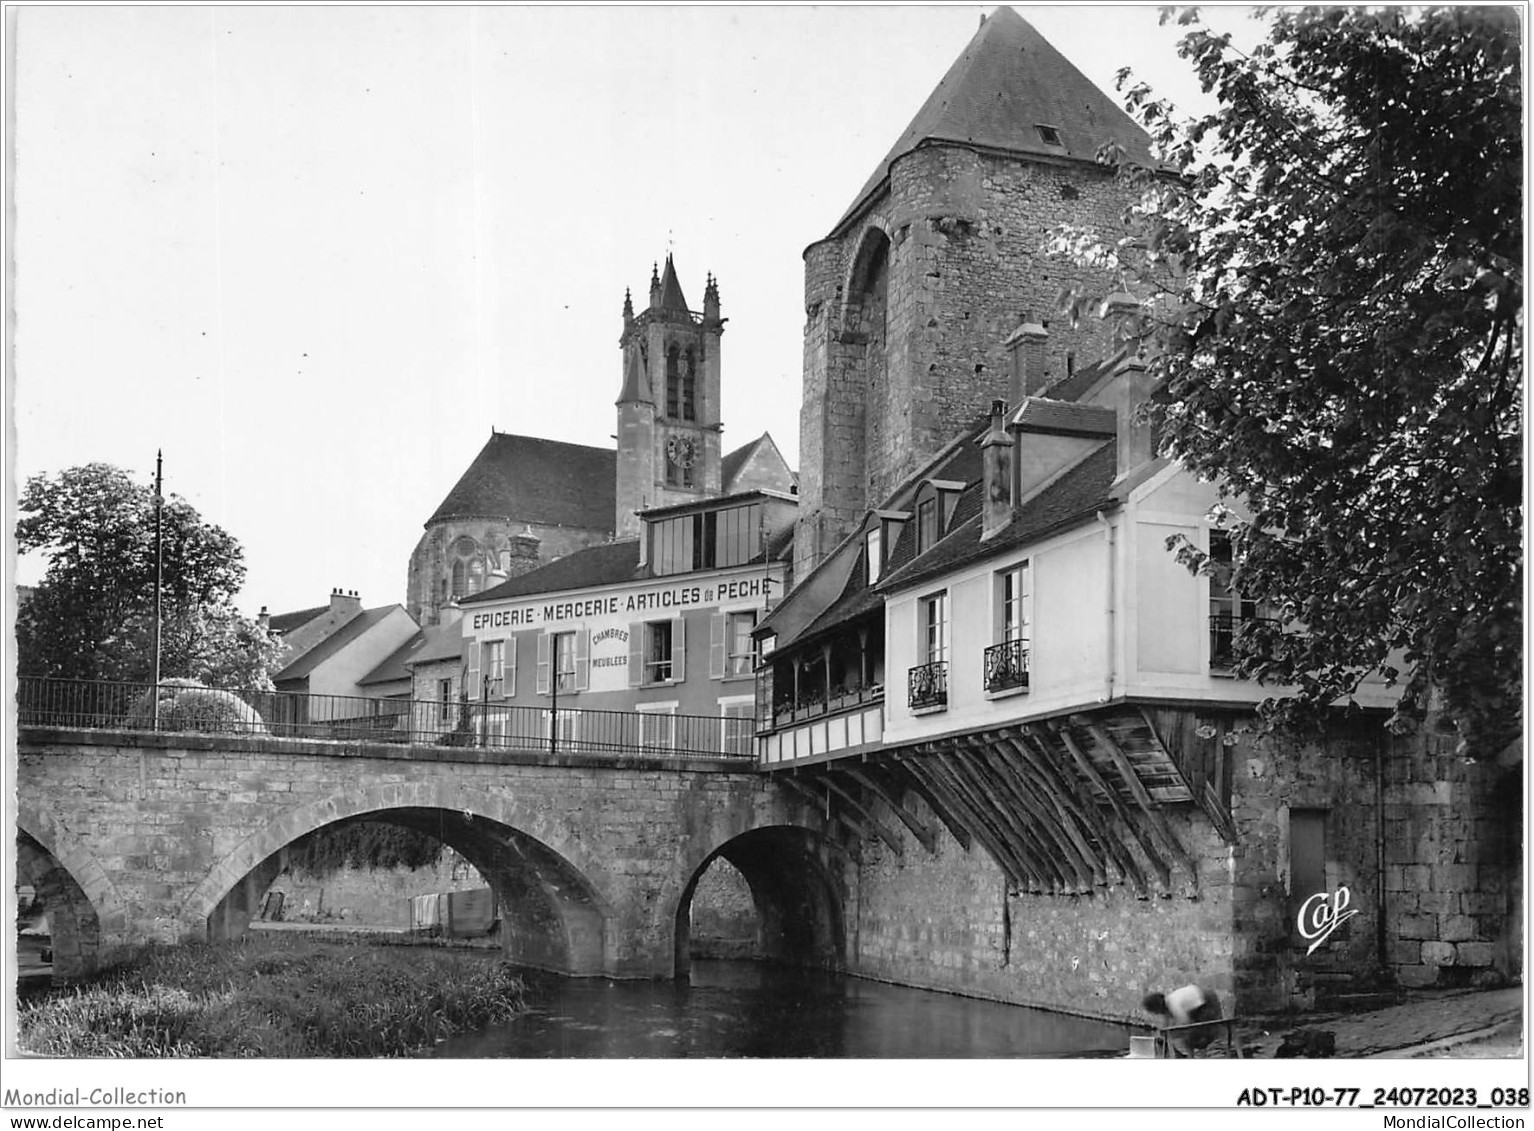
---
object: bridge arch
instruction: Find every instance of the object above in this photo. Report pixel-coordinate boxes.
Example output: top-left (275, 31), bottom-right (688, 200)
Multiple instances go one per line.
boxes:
top-left (186, 782), bottom-right (619, 976)
top-left (15, 806), bottom-right (122, 982)
top-left (672, 825), bottom-right (850, 979)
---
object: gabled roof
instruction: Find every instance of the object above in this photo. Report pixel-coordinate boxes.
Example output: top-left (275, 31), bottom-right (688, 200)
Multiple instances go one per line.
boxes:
top-left (657, 254), bottom-right (690, 313)
top-left (835, 7), bottom-right (1157, 233)
top-left (879, 441), bottom-right (1118, 593)
top-left (722, 432), bottom-right (798, 493)
top-left (465, 540), bottom-right (645, 604)
top-left (275, 606), bottom-right (405, 682)
top-left (427, 432), bottom-right (616, 532)
top-left (1012, 398), bottom-right (1117, 437)
top-left (358, 622), bottom-right (466, 685)
top-left (268, 605), bottom-right (328, 635)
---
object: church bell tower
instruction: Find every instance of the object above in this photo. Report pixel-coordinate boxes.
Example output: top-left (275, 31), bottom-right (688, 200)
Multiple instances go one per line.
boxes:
top-left (615, 255), bottom-right (725, 538)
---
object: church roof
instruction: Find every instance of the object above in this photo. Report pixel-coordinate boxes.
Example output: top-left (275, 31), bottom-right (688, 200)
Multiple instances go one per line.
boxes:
top-left (427, 433), bottom-right (616, 532)
top-left (657, 254), bottom-right (690, 312)
top-left (835, 7), bottom-right (1157, 232)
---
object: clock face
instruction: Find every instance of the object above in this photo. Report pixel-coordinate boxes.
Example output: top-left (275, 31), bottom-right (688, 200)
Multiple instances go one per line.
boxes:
top-left (667, 435), bottom-right (697, 468)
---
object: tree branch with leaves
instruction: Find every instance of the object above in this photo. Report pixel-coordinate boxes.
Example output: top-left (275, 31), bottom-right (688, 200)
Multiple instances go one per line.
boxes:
top-left (1052, 7), bottom-right (1522, 757)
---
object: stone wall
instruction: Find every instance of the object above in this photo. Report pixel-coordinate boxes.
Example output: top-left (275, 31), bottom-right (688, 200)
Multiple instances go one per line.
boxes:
top-left (841, 717), bottom-right (1520, 1020)
top-left (264, 849), bottom-right (484, 929)
top-left (407, 518), bottom-right (609, 625)
top-left (17, 729), bottom-right (797, 979)
top-left (796, 147), bottom-right (1135, 577)
top-left (688, 856), bottom-right (757, 958)
top-left (848, 796), bottom-right (1232, 1023)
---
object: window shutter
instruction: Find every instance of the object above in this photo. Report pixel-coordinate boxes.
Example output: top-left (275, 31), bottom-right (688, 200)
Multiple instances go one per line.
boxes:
top-left (536, 633), bottom-right (551, 696)
top-left (709, 612), bottom-right (727, 679)
top-left (574, 629), bottom-right (590, 692)
top-left (671, 617), bottom-right (687, 683)
top-left (466, 641), bottom-right (481, 702)
top-left (628, 622), bottom-right (644, 687)
top-left (506, 638), bottom-right (517, 699)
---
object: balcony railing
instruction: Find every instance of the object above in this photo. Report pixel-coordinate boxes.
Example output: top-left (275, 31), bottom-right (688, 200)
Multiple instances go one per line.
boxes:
top-left (16, 677), bottom-right (756, 762)
top-left (1209, 614), bottom-right (1280, 672)
top-left (983, 638), bottom-right (1030, 693)
top-left (907, 661), bottom-right (948, 711)
top-left (768, 681), bottom-right (883, 730)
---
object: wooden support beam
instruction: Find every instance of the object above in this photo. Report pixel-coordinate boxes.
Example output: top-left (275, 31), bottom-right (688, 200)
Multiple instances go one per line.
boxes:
top-left (916, 750), bottom-right (1044, 890)
top-left (842, 766), bottom-right (937, 853)
top-left (1009, 730), bottom-right (1148, 897)
top-left (1137, 707), bottom-right (1239, 845)
top-left (1049, 721), bottom-right (1172, 890)
top-left (879, 759), bottom-right (971, 851)
top-left (775, 774), bottom-right (864, 844)
top-left (1082, 720), bottom-right (1197, 880)
top-left (926, 745), bottom-right (1061, 896)
top-left (978, 736), bottom-right (1108, 888)
top-left (964, 736), bottom-right (1101, 890)
top-left (900, 752), bottom-right (1038, 891)
top-left (818, 773), bottom-right (904, 857)
top-left (954, 741), bottom-right (1086, 892)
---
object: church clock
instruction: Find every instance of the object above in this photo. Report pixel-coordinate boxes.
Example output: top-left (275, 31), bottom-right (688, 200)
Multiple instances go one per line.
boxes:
top-left (666, 434), bottom-right (697, 469)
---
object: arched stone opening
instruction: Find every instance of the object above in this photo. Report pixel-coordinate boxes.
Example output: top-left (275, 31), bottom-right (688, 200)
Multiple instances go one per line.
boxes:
top-left (15, 831), bottom-right (100, 984)
top-left (201, 806), bottom-right (612, 976)
top-left (673, 826), bottom-right (847, 979)
top-left (840, 225), bottom-right (893, 504)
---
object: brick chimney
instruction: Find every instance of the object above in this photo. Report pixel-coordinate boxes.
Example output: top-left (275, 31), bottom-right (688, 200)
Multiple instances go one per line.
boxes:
top-left (1004, 316), bottom-right (1049, 403)
top-left (1115, 355), bottom-right (1157, 475)
top-left (980, 399), bottom-right (1014, 542)
top-left (506, 527), bottom-right (542, 578)
top-left (329, 588), bottom-right (363, 617)
top-left (256, 606), bottom-right (271, 632)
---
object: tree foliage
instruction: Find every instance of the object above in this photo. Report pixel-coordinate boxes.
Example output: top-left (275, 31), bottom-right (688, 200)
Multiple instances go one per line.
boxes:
top-left (1053, 7), bottom-right (1521, 755)
top-left (17, 463), bottom-right (283, 688)
top-left (284, 818), bottom-right (447, 876)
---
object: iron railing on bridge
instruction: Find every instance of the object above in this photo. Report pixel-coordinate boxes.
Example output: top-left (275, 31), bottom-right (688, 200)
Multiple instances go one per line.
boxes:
top-left (16, 676), bottom-right (756, 762)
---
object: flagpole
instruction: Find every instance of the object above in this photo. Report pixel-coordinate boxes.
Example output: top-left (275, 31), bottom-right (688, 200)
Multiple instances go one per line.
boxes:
top-left (152, 450), bottom-right (164, 730)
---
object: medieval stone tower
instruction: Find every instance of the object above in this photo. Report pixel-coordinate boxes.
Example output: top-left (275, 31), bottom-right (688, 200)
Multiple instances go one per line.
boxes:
top-left (615, 255), bottom-right (725, 537)
top-left (794, 7), bottom-right (1159, 576)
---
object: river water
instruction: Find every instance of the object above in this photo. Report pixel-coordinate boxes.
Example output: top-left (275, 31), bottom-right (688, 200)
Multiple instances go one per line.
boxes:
top-left (435, 960), bottom-right (1131, 1058)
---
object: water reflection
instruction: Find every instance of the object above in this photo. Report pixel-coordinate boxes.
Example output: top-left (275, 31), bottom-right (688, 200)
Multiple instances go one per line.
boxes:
top-left (436, 959), bottom-right (1130, 1058)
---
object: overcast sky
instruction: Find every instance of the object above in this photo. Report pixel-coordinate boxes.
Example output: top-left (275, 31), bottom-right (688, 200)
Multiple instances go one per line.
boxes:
top-left (10, 4), bottom-right (1250, 618)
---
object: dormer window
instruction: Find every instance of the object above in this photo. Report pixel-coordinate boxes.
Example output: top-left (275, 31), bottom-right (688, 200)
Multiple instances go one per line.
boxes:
top-left (1035, 124), bottom-right (1063, 146)
top-left (914, 481), bottom-right (964, 555)
top-left (864, 510), bottom-right (909, 584)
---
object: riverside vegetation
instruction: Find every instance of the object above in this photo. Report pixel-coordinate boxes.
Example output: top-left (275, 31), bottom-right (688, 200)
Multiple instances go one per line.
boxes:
top-left (16, 934), bottom-right (526, 1057)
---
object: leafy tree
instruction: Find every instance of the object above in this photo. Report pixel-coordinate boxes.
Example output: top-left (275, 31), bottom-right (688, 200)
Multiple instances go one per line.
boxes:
top-left (17, 463), bottom-right (283, 687)
top-left (1053, 7), bottom-right (1521, 756)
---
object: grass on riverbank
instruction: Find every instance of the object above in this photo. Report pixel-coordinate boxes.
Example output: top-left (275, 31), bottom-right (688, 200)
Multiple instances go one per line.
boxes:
top-left (17, 934), bottom-right (525, 1057)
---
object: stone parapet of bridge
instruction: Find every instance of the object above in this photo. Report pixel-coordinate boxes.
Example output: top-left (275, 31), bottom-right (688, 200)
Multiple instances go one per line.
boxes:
top-left (16, 726), bottom-right (846, 984)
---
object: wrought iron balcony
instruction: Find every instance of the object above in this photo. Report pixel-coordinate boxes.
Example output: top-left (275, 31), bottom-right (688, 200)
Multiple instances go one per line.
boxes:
top-left (908, 661), bottom-right (948, 712)
top-left (983, 638), bottom-right (1030, 693)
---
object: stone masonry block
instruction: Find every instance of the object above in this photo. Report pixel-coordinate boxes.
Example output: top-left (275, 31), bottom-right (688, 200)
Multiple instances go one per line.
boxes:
top-left (1453, 942), bottom-right (1496, 967)
top-left (1439, 915), bottom-right (1480, 943)
top-left (1420, 941), bottom-right (1455, 966)
top-left (1395, 964), bottom-right (1438, 988)
top-left (1393, 912), bottom-right (1438, 940)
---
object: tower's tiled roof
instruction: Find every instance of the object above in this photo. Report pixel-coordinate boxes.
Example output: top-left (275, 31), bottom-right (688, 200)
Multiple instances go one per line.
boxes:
top-left (427, 433), bottom-right (616, 532)
top-left (835, 7), bottom-right (1157, 232)
top-left (657, 254), bottom-right (690, 313)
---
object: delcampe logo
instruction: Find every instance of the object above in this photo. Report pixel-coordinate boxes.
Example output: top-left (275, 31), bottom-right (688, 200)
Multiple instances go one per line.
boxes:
top-left (1297, 884), bottom-right (1361, 956)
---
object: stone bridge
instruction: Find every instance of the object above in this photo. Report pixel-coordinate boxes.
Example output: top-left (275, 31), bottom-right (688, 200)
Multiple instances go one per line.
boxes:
top-left (16, 728), bottom-right (848, 982)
